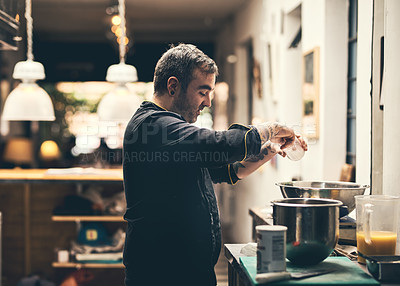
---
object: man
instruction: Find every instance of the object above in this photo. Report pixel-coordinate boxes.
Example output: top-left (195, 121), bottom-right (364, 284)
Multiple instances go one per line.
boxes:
top-left (123, 43), bottom-right (307, 286)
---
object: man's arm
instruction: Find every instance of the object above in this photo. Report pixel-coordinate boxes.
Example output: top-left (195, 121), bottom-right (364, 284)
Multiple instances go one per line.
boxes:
top-left (127, 112), bottom-right (262, 167)
top-left (233, 134), bottom-right (308, 179)
top-left (232, 141), bottom-right (283, 179)
top-left (208, 143), bottom-right (279, 185)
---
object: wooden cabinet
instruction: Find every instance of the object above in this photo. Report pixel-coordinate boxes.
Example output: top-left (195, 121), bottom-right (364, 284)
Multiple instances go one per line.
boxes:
top-left (0, 168), bottom-right (125, 285)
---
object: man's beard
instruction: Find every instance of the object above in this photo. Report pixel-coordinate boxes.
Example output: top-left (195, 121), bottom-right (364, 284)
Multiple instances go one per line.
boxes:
top-left (171, 91), bottom-right (199, 123)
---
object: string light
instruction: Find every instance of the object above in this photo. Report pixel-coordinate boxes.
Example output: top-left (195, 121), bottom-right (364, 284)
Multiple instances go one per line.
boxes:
top-left (111, 15), bottom-right (121, 26)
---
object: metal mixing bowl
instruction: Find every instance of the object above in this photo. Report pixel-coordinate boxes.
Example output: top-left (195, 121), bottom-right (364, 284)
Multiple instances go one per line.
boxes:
top-left (272, 198), bottom-right (343, 265)
top-left (276, 181), bottom-right (369, 215)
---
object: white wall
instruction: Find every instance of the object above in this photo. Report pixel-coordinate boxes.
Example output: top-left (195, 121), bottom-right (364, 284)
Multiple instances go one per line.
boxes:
top-left (320, 0), bottom-right (348, 179)
top-left (356, 0), bottom-right (373, 188)
top-left (382, 0), bottom-right (400, 196)
top-left (298, 0), bottom-right (348, 181)
top-left (381, 0), bottom-right (400, 251)
top-left (275, 4), bottom-right (303, 181)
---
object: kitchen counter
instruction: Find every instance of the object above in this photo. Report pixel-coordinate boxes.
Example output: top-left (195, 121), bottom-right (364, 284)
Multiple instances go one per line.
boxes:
top-left (224, 244), bottom-right (252, 286)
top-left (224, 244), bottom-right (385, 286)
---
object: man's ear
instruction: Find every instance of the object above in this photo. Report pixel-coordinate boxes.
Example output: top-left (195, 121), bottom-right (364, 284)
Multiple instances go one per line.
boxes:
top-left (167, 76), bottom-right (181, 97)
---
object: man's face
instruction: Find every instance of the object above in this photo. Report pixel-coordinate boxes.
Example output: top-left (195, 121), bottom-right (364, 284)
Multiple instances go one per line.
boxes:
top-left (171, 69), bottom-right (216, 123)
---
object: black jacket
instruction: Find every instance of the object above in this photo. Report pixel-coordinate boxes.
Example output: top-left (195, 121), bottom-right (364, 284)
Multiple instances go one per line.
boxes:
top-left (123, 101), bottom-right (261, 286)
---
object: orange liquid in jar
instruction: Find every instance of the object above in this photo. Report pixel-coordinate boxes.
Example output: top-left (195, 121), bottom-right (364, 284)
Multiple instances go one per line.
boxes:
top-left (356, 231), bottom-right (397, 264)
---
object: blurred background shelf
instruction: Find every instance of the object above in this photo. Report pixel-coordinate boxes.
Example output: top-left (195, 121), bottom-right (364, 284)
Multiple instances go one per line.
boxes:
top-left (52, 262), bottom-right (124, 269)
top-left (52, 216), bottom-right (124, 222)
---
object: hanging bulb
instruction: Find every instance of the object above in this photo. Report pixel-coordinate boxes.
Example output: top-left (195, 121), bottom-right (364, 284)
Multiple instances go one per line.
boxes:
top-left (117, 36), bottom-right (129, 45)
top-left (111, 15), bottom-right (121, 26)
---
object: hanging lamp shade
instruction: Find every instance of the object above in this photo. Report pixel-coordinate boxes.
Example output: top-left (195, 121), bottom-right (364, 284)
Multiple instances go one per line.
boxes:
top-left (2, 82), bottom-right (55, 121)
top-left (13, 60), bottom-right (45, 80)
top-left (97, 63), bottom-right (140, 122)
top-left (106, 62), bottom-right (138, 83)
top-left (2, 60), bottom-right (55, 121)
top-left (98, 63), bottom-right (140, 121)
top-left (97, 84), bottom-right (141, 122)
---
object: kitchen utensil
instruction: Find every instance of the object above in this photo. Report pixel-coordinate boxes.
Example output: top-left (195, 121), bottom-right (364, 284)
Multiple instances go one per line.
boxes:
top-left (332, 246), bottom-right (358, 261)
top-left (355, 195), bottom-right (400, 264)
top-left (282, 137), bottom-right (305, 161)
top-left (276, 181), bottom-right (369, 216)
top-left (255, 269), bottom-right (334, 284)
top-left (359, 252), bottom-right (400, 282)
top-left (272, 198), bottom-right (342, 265)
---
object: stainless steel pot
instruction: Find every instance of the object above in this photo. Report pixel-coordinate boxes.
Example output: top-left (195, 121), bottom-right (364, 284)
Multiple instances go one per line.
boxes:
top-left (276, 181), bottom-right (369, 216)
top-left (272, 198), bottom-right (343, 266)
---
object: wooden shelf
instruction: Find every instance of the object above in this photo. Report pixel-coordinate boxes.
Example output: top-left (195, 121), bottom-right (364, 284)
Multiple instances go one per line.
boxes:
top-left (52, 262), bottom-right (124, 268)
top-left (0, 168), bottom-right (123, 183)
top-left (52, 216), bottom-right (125, 222)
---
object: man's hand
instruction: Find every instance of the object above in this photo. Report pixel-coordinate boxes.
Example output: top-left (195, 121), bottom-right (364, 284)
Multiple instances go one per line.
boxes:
top-left (293, 134), bottom-right (308, 152)
top-left (255, 122), bottom-right (296, 149)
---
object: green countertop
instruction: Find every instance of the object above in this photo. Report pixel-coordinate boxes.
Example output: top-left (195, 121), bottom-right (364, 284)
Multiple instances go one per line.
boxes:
top-left (240, 256), bottom-right (380, 285)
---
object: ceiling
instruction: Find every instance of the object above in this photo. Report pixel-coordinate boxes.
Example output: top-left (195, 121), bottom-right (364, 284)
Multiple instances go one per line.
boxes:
top-left (32, 0), bottom-right (247, 43)
top-left (6, 0), bottom-right (248, 82)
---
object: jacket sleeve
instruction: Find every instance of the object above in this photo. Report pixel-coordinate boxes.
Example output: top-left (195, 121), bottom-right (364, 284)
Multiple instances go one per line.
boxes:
top-left (123, 111), bottom-right (261, 168)
top-left (208, 164), bottom-right (240, 185)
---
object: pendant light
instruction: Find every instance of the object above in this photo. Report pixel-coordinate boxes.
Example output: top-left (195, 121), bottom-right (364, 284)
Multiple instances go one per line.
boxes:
top-left (97, 0), bottom-right (140, 122)
top-left (1, 0), bottom-right (55, 121)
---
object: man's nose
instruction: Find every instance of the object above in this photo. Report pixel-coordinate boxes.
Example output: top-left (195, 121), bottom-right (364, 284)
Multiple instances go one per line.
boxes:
top-left (204, 94), bottom-right (212, 107)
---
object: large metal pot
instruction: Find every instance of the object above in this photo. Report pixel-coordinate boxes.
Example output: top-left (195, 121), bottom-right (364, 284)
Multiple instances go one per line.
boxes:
top-left (276, 181), bottom-right (369, 216)
top-left (272, 198), bottom-right (343, 265)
